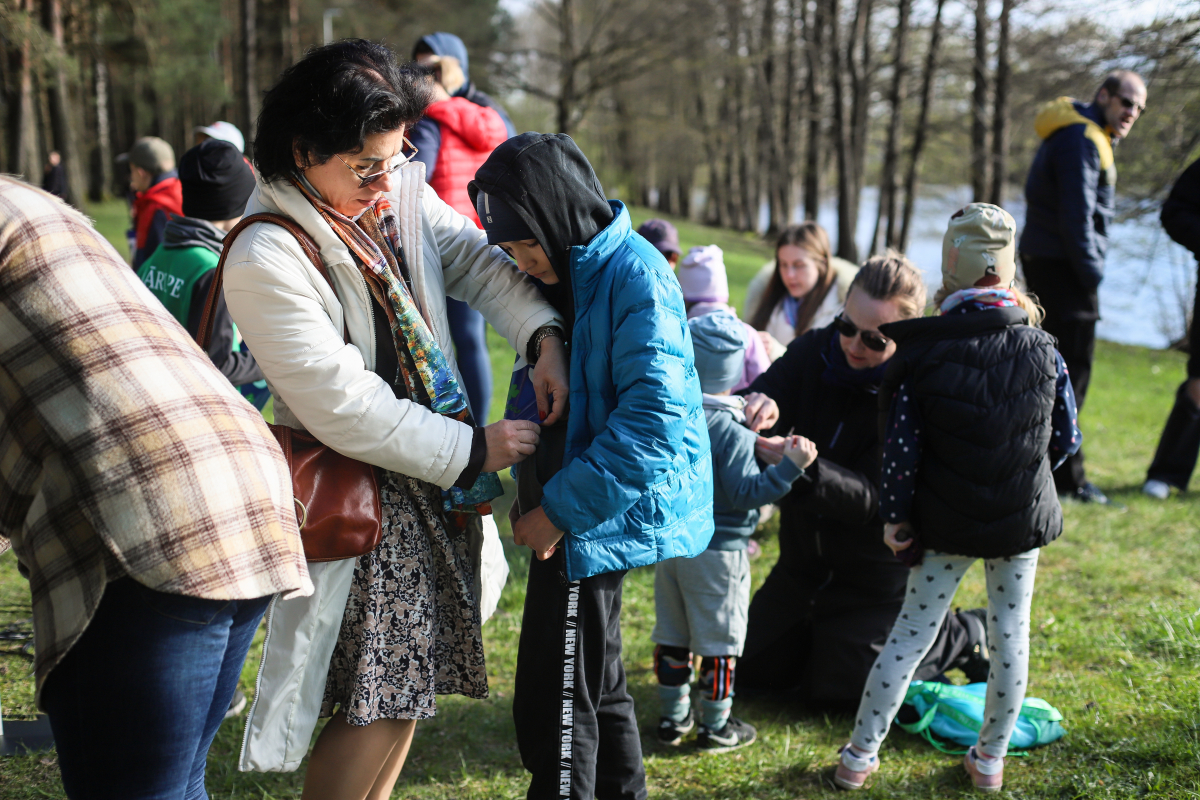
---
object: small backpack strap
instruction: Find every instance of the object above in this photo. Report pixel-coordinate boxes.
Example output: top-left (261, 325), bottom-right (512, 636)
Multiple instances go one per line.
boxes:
top-left (196, 212), bottom-right (348, 351)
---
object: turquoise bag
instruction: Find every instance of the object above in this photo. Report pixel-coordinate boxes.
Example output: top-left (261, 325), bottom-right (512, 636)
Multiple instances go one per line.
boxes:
top-left (896, 680), bottom-right (1066, 755)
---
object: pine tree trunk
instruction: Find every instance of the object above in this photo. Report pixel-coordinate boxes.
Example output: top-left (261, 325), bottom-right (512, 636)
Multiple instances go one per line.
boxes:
top-left (830, 0), bottom-right (858, 262)
top-left (557, 0), bottom-right (576, 135)
top-left (90, 37), bottom-right (113, 200)
top-left (899, 0), bottom-right (945, 252)
top-left (989, 0), bottom-right (1013, 206)
top-left (242, 0), bottom-right (258, 151)
top-left (971, 0), bottom-right (990, 201)
top-left (287, 0), bottom-right (300, 65)
top-left (7, 0), bottom-right (40, 179)
top-left (802, 0), bottom-right (824, 221)
top-left (871, 0), bottom-right (912, 253)
top-left (848, 0), bottom-right (873, 241)
top-left (44, 0), bottom-right (86, 206)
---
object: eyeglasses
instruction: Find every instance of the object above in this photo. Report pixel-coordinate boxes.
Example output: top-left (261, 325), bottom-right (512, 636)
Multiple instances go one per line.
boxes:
top-left (336, 137), bottom-right (418, 188)
top-left (833, 314), bottom-right (891, 352)
top-left (1113, 94), bottom-right (1145, 115)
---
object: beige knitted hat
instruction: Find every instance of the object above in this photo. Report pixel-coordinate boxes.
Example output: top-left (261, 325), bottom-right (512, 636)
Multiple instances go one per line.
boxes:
top-left (941, 203), bottom-right (1017, 293)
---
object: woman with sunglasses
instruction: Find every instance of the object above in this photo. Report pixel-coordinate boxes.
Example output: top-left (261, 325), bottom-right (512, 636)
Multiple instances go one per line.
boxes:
top-left (734, 253), bottom-right (991, 710)
top-left (222, 41), bottom-right (568, 799)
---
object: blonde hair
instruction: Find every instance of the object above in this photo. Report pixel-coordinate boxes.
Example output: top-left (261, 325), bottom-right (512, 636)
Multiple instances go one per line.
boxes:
top-left (931, 283), bottom-right (1045, 327)
top-left (848, 249), bottom-right (927, 320)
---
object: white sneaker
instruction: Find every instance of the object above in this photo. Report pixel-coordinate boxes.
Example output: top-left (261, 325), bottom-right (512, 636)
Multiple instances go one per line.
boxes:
top-left (1143, 479), bottom-right (1171, 500)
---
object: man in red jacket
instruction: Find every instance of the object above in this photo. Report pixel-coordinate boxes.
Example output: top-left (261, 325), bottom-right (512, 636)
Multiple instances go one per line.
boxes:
top-left (411, 32), bottom-right (513, 423)
top-left (121, 136), bottom-right (183, 270)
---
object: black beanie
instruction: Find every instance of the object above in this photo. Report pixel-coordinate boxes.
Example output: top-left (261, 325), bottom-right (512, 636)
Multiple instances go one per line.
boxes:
top-left (180, 139), bottom-right (256, 221)
top-left (475, 189), bottom-right (535, 244)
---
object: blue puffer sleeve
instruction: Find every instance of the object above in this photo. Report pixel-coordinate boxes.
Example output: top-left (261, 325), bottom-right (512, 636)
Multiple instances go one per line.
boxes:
top-left (542, 266), bottom-right (694, 534)
top-left (1052, 131), bottom-right (1104, 290)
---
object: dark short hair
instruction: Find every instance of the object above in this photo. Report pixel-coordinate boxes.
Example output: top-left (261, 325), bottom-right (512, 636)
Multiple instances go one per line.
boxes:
top-left (254, 39), bottom-right (433, 182)
top-left (1095, 69), bottom-right (1142, 102)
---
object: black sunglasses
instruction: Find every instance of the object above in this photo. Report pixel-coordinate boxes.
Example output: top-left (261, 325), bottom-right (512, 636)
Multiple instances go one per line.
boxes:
top-left (1114, 94), bottom-right (1145, 114)
top-left (833, 314), bottom-right (891, 352)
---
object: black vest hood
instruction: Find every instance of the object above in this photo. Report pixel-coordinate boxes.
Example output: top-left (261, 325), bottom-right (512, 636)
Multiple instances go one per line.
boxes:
top-left (879, 307), bottom-right (1063, 558)
top-left (469, 133), bottom-right (614, 331)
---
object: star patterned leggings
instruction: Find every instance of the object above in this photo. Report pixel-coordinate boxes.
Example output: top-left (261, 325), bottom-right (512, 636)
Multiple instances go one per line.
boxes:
top-left (850, 548), bottom-right (1040, 759)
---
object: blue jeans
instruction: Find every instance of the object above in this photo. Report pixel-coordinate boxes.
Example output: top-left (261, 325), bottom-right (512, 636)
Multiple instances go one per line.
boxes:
top-left (446, 297), bottom-right (492, 425)
top-left (41, 576), bottom-right (271, 799)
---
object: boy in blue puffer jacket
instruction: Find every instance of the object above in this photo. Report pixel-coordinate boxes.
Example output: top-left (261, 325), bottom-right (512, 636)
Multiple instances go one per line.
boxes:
top-left (652, 311), bottom-right (812, 753)
top-left (470, 133), bottom-right (713, 800)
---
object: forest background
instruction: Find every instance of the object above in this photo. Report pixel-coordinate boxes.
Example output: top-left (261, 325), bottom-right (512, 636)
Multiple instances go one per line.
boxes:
top-left (0, 0), bottom-right (1197, 266)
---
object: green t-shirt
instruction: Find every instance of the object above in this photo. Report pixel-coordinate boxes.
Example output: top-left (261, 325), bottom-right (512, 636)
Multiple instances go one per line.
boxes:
top-left (136, 244), bottom-right (219, 327)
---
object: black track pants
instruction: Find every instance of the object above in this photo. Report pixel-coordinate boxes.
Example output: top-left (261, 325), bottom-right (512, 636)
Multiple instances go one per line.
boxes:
top-left (513, 549), bottom-right (647, 800)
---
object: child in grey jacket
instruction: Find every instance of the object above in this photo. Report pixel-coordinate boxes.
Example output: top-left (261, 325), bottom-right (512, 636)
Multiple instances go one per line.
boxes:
top-left (652, 310), bottom-right (814, 752)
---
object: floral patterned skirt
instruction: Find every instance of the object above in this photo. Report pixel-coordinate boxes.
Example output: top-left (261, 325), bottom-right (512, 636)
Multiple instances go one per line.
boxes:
top-left (320, 471), bottom-right (488, 724)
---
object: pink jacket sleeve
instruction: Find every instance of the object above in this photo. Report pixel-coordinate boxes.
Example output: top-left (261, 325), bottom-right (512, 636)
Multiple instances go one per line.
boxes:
top-left (734, 320), bottom-right (772, 393)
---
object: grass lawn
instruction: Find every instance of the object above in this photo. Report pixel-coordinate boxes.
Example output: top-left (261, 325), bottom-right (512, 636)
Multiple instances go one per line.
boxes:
top-left (2, 203), bottom-right (1200, 797)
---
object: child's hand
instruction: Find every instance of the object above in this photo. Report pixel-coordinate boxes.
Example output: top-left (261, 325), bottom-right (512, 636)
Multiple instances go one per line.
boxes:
top-left (884, 522), bottom-right (914, 554)
top-left (782, 435), bottom-right (818, 469)
top-left (513, 505), bottom-right (565, 561)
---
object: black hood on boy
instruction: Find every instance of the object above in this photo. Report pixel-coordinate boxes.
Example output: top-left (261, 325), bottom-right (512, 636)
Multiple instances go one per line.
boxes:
top-left (469, 132), bottom-right (614, 331)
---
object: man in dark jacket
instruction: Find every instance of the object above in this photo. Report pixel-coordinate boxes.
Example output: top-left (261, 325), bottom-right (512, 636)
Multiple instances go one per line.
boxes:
top-left (1019, 69), bottom-right (1146, 504)
top-left (1144, 158), bottom-right (1200, 499)
top-left (411, 32), bottom-right (516, 425)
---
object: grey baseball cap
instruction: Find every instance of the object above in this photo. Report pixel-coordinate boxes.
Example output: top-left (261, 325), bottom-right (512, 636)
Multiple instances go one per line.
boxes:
top-left (117, 136), bottom-right (176, 175)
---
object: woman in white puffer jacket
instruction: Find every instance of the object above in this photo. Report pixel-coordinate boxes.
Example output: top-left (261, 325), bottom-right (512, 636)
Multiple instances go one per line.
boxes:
top-left (223, 41), bottom-right (568, 799)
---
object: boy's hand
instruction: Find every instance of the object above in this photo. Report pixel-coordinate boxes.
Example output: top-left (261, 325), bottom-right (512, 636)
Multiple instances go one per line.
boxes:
top-left (884, 522), bottom-right (914, 554)
top-left (782, 435), bottom-right (818, 469)
top-left (531, 335), bottom-right (569, 425)
top-left (513, 505), bottom-right (564, 561)
top-left (755, 435), bottom-right (785, 465)
top-left (743, 392), bottom-right (780, 432)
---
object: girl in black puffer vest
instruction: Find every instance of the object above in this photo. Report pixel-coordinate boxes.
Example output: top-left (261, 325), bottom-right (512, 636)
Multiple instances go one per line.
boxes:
top-left (834, 205), bottom-right (1081, 793)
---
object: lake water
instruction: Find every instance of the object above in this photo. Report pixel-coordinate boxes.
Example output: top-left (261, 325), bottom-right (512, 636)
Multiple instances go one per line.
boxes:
top-left (809, 186), bottom-right (1197, 350)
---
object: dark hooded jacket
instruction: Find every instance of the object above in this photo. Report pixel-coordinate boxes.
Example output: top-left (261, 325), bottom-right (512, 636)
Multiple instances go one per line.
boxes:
top-left (1162, 157), bottom-right (1200, 258)
top-left (410, 32), bottom-right (516, 184)
top-left (469, 133), bottom-right (713, 580)
top-left (1019, 98), bottom-right (1116, 316)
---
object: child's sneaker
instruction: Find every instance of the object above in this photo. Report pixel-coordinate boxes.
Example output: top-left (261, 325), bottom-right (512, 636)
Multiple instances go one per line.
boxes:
top-left (963, 746), bottom-right (1003, 791)
top-left (833, 744), bottom-right (879, 790)
top-left (656, 709), bottom-right (695, 746)
top-left (695, 717), bottom-right (756, 752)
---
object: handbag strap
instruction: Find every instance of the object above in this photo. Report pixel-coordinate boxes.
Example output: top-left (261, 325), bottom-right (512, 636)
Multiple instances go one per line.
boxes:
top-left (197, 211), bottom-right (348, 350)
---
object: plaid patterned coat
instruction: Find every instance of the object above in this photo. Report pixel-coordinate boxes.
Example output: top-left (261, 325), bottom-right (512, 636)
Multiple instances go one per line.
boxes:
top-left (0, 177), bottom-right (310, 703)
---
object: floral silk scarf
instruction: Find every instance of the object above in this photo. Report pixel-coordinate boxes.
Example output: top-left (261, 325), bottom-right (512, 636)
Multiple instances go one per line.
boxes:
top-left (291, 177), bottom-right (503, 514)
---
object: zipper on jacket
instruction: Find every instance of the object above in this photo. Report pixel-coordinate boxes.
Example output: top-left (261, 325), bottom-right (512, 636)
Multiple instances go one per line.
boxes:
top-left (815, 530), bottom-right (822, 558)
top-left (238, 592), bottom-right (280, 769)
top-left (360, 275), bottom-right (376, 373)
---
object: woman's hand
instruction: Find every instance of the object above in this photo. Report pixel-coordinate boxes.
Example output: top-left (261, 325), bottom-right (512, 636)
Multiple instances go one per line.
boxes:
top-left (531, 335), bottom-right (569, 425)
top-left (743, 392), bottom-right (780, 432)
top-left (512, 505), bottom-right (564, 561)
top-left (755, 435), bottom-right (785, 466)
top-left (481, 419), bottom-right (541, 473)
top-left (783, 435), bottom-right (818, 469)
top-left (884, 522), bottom-right (914, 555)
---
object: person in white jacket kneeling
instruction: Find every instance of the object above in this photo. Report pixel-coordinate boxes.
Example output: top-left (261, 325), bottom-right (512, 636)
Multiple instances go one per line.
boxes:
top-left (223, 40), bottom-right (568, 799)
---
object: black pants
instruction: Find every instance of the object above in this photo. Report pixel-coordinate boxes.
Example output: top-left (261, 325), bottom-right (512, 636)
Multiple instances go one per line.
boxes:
top-left (737, 606), bottom-right (974, 712)
top-left (1147, 259), bottom-right (1200, 489)
top-left (513, 550), bottom-right (647, 800)
top-left (1023, 255), bottom-right (1097, 493)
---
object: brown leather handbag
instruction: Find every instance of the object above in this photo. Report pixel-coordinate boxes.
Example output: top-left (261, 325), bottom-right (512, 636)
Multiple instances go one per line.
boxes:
top-left (197, 212), bottom-right (382, 562)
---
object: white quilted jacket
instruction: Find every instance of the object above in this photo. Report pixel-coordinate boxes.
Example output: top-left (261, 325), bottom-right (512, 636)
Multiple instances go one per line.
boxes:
top-left (226, 163), bottom-right (557, 772)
